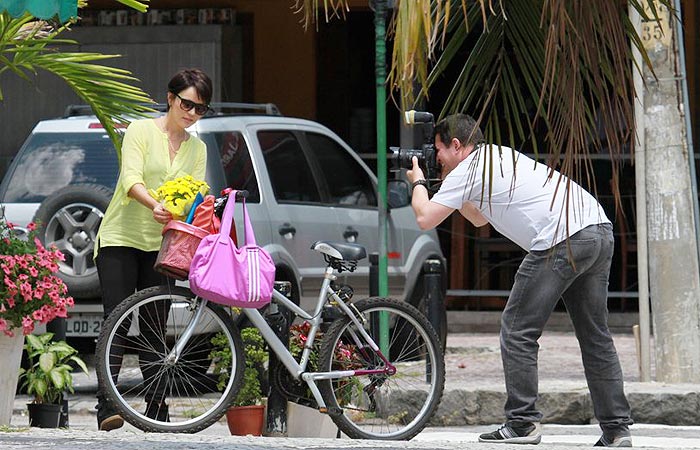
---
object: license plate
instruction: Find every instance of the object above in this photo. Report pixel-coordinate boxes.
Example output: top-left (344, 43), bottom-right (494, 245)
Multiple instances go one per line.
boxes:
top-left (66, 314), bottom-right (103, 337)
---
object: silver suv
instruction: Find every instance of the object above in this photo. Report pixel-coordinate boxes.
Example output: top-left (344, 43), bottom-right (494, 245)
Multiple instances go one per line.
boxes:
top-left (0, 104), bottom-right (445, 344)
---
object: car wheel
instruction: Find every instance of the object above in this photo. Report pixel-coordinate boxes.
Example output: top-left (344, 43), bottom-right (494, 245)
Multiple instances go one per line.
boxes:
top-left (33, 183), bottom-right (113, 299)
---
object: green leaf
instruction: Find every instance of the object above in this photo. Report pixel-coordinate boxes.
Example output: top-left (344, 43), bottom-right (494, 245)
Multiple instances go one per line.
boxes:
top-left (39, 352), bottom-right (56, 372)
top-left (24, 334), bottom-right (43, 352)
top-left (69, 355), bottom-right (89, 374)
top-left (34, 379), bottom-right (47, 399)
top-left (48, 368), bottom-right (65, 390)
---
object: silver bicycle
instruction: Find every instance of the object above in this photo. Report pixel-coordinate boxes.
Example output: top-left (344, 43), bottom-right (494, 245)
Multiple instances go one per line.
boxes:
top-left (95, 240), bottom-right (445, 440)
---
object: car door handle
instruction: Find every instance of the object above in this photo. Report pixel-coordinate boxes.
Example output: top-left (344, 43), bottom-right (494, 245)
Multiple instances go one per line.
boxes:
top-left (279, 223), bottom-right (296, 239)
top-left (343, 227), bottom-right (358, 243)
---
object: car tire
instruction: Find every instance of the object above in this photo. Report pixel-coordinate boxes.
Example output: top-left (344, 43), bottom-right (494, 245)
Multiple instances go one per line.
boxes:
top-left (33, 183), bottom-right (113, 299)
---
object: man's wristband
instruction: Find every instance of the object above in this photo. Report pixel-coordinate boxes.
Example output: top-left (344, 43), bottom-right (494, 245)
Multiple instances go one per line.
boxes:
top-left (412, 179), bottom-right (429, 191)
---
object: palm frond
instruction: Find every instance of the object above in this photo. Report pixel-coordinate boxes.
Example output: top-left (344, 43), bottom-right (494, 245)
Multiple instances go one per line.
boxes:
top-left (389, 0), bottom-right (675, 195)
top-left (291, 0), bottom-right (349, 30)
top-left (81, 1), bottom-right (150, 13)
top-left (0, 12), bottom-right (154, 157)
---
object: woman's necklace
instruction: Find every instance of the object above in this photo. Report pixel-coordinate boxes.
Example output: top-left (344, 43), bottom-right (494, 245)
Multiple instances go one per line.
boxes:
top-left (161, 117), bottom-right (185, 159)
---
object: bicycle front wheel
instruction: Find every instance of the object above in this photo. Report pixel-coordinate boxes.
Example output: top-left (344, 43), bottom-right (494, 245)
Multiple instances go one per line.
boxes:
top-left (95, 286), bottom-right (244, 433)
top-left (318, 297), bottom-right (445, 440)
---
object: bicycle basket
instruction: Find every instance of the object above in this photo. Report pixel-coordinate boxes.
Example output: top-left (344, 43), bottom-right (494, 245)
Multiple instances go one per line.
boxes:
top-left (154, 220), bottom-right (210, 280)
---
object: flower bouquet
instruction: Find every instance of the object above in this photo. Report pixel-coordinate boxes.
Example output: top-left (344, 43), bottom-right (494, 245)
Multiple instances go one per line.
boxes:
top-left (149, 175), bottom-right (209, 220)
top-left (0, 209), bottom-right (74, 337)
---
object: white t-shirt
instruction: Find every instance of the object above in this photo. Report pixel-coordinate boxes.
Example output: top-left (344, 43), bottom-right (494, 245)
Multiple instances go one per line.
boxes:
top-left (431, 145), bottom-right (610, 251)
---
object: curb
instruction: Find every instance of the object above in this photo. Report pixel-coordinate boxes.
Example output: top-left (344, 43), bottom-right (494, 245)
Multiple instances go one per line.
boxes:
top-left (430, 382), bottom-right (700, 426)
top-left (14, 382), bottom-right (700, 428)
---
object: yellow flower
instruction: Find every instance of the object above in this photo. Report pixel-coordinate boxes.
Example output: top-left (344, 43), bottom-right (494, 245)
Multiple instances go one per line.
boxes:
top-left (151, 176), bottom-right (210, 220)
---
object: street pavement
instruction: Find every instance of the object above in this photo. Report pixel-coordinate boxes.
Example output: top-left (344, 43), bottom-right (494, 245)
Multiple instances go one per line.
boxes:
top-left (3, 332), bottom-right (700, 449)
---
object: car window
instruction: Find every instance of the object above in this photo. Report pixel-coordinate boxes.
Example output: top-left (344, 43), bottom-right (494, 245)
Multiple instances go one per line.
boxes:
top-left (1, 133), bottom-right (118, 203)
top-left (201, 131), bottom-right (260, 203)
top-left (304, 132), bottom-right (377, 207)
top-left (258, 131), bottom-right (321, 204)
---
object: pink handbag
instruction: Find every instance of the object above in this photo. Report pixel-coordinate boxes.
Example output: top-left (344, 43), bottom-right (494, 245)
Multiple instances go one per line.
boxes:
top-left (189, 191), bottom-right (275, 308)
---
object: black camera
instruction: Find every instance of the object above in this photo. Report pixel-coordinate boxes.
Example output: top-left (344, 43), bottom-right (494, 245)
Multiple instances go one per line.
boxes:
top-left (390, 110), bottom-right (440, 180)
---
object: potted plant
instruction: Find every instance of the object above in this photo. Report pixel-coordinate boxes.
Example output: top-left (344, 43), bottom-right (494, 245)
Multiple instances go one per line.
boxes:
top-left (210, 327), bottom-right (267, 436)
top-left (0, 208), bottom-right (75, 426)
top-left (18, 332), bottom-right (88, 428)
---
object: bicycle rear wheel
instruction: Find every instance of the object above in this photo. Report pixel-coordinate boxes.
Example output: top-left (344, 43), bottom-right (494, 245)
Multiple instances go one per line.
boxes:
top-left (95, 286), bottom-right (244, 433)
top-left (318, 297), bottom-right (444, 440)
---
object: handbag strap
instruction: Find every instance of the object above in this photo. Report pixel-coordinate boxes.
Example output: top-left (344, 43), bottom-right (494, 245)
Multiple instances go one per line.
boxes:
top-left (220, 190), bottom-right (257, 246)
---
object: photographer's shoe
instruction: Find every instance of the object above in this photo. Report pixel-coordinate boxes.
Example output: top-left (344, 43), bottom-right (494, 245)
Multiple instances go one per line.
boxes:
top-left (594, 435), bottom-right (633, 447)
top-left (479, 422), bottom-right (541, 444)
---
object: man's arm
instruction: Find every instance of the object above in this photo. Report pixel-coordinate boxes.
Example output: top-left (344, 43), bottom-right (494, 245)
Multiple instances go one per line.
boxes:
top-left (410, 183), bottom-right (454, 230)
top-left (406, 156), bottom-right (454, 230)
top-left (459, 202), bottom-right (488, 227)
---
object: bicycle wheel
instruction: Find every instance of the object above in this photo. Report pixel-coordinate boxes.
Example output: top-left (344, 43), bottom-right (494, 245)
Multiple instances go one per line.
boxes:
top-left (318, 297), bottom-right (445, 440)
top-left (95, 286), bottom-right (244, 433)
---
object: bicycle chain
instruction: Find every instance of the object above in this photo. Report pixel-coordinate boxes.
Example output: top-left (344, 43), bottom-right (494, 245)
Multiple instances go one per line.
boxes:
top-left (269, 361), bottom-right (318, 409)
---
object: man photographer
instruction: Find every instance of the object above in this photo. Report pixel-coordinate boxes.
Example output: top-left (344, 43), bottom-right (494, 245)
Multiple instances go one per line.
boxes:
top-left (406, 113), bottom-right (633, 447)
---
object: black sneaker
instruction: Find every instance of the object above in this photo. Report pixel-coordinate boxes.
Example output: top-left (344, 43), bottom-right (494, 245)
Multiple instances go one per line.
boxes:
top-left (145, 401), bottom-right (170, 422)
top-left (96, 399), bottom-right (124, 431)
top-left (479, 422), bottom-right (542, 444)
top-left (594, 435), bottom-right (632, 447)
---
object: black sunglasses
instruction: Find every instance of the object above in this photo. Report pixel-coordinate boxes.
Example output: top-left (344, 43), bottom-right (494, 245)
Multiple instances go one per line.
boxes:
top-left (175, 93), bottom-right (209, 116)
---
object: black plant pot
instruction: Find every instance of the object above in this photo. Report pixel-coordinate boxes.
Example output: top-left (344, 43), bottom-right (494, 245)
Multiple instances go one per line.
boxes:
top-left (27, 402), bottom-right (62, 428)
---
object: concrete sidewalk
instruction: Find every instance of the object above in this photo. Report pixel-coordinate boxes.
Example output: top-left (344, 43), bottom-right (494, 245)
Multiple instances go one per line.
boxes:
top-left (12, 331), bottom-right (700, 428)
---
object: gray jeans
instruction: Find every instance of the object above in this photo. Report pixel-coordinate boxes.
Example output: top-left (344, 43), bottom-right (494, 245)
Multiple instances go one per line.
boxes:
top-left (501, 223), bottom-right (632, 435)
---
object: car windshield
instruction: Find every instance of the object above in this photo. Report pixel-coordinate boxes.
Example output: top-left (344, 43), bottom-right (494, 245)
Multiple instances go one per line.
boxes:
top-left (1, 132), bottom-right (118, 203)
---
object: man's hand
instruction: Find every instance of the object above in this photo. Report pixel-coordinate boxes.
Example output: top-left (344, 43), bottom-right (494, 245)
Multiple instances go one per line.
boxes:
top-left (407, 156), bottom-right (426, 184)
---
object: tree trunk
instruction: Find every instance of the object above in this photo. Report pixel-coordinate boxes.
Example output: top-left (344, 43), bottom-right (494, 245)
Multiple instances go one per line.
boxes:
top-left (642, 1), bottom-right (700, 383)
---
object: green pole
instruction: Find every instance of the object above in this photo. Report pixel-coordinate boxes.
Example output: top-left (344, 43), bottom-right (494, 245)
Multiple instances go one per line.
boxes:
top-left (374, 0), bottom-right (389, 354)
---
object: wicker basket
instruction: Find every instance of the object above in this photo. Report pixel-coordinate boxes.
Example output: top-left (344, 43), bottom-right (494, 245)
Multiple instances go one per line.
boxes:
top-left (154, 220), bottom-right (210, 280)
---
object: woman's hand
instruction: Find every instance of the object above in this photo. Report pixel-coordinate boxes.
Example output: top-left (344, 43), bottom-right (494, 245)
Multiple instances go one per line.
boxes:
top-left (152, 203), bottom-right (173, 224)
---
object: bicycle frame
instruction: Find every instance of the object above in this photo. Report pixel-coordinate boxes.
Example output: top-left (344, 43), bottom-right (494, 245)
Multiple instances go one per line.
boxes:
top-left (169, 263), bottom-right (395, 411)
top-left (244, 265), bottom-right (395, 410)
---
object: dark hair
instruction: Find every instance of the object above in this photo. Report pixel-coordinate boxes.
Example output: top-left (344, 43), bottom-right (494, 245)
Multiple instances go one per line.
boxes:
top-left (435, 113), bottom-right (484, 148)
top-left (167, 68), bottom-right (213, 105)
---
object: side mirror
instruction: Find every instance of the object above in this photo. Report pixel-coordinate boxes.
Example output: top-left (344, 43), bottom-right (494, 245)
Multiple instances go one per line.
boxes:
top-left (387, 180), bottom-right (410, 209)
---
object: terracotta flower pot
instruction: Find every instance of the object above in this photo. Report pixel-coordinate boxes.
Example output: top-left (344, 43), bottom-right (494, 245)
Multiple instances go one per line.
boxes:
top-left (225, 405), bottom-right (265, 436)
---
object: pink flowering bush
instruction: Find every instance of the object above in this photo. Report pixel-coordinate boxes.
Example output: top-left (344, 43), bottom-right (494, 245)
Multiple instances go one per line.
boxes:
top-left (289, 321), bottom-right (364, 404)
top-left (0, 210), bottom-right (74, 337)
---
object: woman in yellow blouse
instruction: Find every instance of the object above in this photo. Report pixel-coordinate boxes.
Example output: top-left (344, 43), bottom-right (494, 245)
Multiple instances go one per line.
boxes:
top-left (94, 68), bottom-right (212, 431)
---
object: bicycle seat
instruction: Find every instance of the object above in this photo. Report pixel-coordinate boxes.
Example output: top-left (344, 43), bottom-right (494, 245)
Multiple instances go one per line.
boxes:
top-left (311, 241), bottom-right (367, 261)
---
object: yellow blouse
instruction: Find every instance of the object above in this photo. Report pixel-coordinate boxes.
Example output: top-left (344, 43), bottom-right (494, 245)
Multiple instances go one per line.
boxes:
top-left (95, 119), bottom-right (207, 255)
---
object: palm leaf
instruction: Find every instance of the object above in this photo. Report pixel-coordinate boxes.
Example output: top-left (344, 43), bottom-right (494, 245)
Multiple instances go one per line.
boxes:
top-left (386, 0), bottom-right (675, 207)
top-left (292, 0), bottom-right (348, 30)
top-left (80, 1), bottom-right (150, 13)
top-left (0, 12), bottom-right (154, 158)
